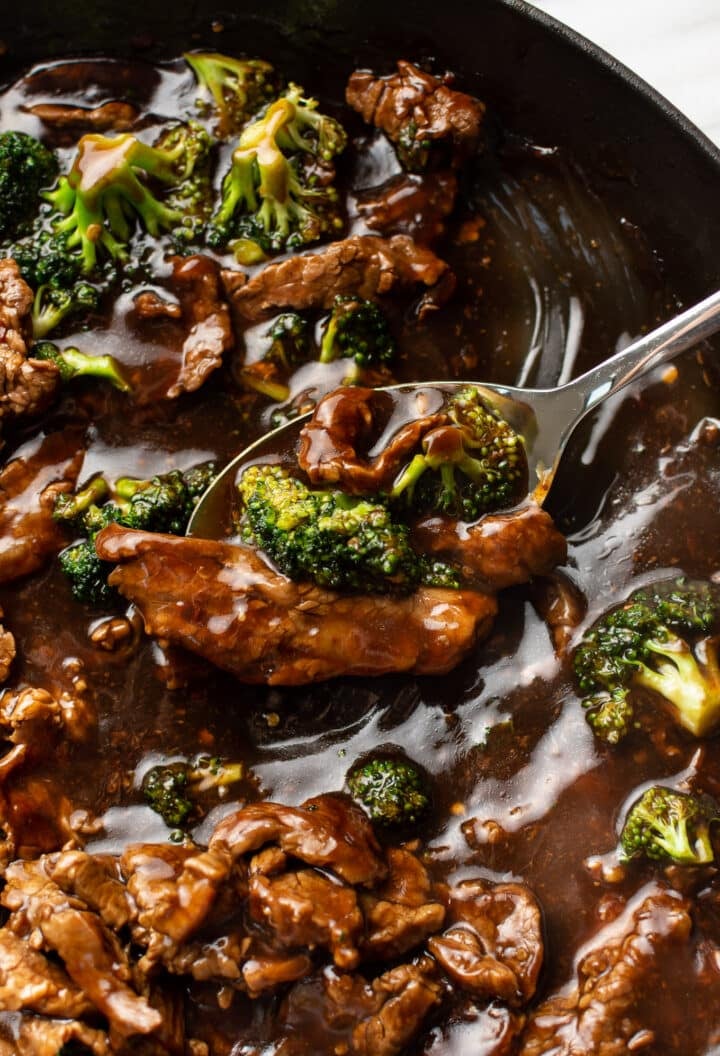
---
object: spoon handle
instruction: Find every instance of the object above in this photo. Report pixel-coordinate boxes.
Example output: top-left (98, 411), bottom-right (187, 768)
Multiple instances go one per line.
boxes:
top-left (564, 287), bottom-right (720, 415)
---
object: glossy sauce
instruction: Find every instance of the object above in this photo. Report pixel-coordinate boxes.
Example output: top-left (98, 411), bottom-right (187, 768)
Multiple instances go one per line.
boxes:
top-left (0, 55), bottom-right (719, 1055)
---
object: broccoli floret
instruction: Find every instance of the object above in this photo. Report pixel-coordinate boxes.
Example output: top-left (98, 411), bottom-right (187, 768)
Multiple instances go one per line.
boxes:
top-left (207, 84), bottom-right (346, 259)
top-left (391, 386), bottom-right (527, 521)
top-left (33, 342), bottom-right (131, 391)
top-left (31, 283), bottom-right (100, 339)
top-left (240, 312), bottom-right (310, 401)
top-left (238, 463), bottom-right (458, 594)
top-left (347, 756), bottom-right (430, 826)
top-left (319, 295), bottom-right (396, 381)
top-left (574, 579), bottom-right (720, 742)
top-left (142, 756), bottom-right (245, 828)
top-left (619, 785), bottom-right (719, 865)
top-left (52, 475), bottom-right (110, 531)
top-left (114, 464), bottom-right (216, 534)
top-left (0, 131), bottom-right (58, 239)
top-left (184, 52), bottom-right (275, 138)
top-left (54, 464), bottom-right (216, 606)
top-left (45, 126), bottom-right (211, 274)
top-left (58, 539), bottom-right (117, 607)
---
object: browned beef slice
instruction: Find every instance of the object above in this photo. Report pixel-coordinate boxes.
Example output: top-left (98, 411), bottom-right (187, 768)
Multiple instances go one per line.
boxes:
top-left (280, 958), bottom-right (444, 1056)
top-left (210, 794), bottom-right (386, 887)
top-left (242, 951), bottom-right (313, 998)
top-left (0, 1015), bottom-right (112, 1055)
top-left (96, 525), bottom-right (498, 684)
top-left (530, 571), bottom-right (587, 653)
top-left (362, 848), bottom-right (445, 959)
top-left (0, 259), bottom-right (60, 421)
top-left (517, 886), bottom-right (692, 1055)
top-left (121, 842), bottom-right (233, 946)
top-left (165, 255), bottom-right (234, 397)
top-left (0, 429), bottom-right (83, 585)
top-left (26, 101), bottom-right (138, 130)
top-left (0, 616), bottom-right (14, 683)
top-left (413, 505), bottom-right (568, 591)
top-left (356, 171), bottom-right (459, 242)
top-left (298, 387), bottom-right (448, 492)
top-left (428, 878), bottom-right (543, 1006)
top-left (249, 869), bottom-right (364, 970)
top-left (222, 235), bottom-right (453, 322)
top-left (2, 858), bottom-right (161, 1039)
top-left (351, 958), bottom-right (444, 1056)
top-left (50, 850), bottom-right (134, 930)
top-left (41, 909), bottom-right (161, 1037)
top-left (346, 61), bottom-right (484, 161)
top-left (0, 927), bottom-right (94, 1018)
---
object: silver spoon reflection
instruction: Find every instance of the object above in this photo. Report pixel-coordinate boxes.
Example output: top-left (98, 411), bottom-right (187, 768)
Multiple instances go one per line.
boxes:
top-left (188, 288), bottom-right (720, 539)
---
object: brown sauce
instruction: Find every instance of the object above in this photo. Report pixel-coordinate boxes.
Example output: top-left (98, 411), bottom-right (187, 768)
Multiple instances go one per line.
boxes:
top-left (0, 53), bottom-right (719, 1055)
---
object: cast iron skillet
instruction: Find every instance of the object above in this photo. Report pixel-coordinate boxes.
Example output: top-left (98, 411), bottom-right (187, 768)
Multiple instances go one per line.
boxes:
top-left (3, 0), bottom-right (720, 311)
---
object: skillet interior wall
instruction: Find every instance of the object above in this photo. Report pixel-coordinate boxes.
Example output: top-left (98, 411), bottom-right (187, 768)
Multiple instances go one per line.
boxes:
top-left (3, 0), bottom-right (720, 307)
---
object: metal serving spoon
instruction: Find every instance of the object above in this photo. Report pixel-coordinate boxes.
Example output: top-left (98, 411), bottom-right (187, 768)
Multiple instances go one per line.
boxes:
top-left (188, 288), bottom-right (720, 539)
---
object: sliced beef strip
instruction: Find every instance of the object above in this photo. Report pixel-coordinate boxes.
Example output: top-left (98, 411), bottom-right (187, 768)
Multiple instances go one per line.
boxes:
top-left (346, 61), bottom-right (484, 167)
top-left (121, 842), bottom-right (235, 948)
top-left (96, 524), bottom-right (498, 685)
top-left (351, 958), bottom-right (445, 1056)
top-left (25, 100), bottom-right (138, 130)
top-left (0, 428), bottom-right (84, 585)
top-left (209, 794), bottom-right (386, 887)
top-left (249, 868), bottom-right (364, 970)
top-left (530, 571), bottom-right (587, 653)
top-left (517, 885), bottom-right (692, 1056)
top-left (222, 234), bottom-right (454, 322)
top-left (0, 927), bottom-right (94, 1019)
top-left (164, 255), bottom-right (234, 398)
top-left (298, 387), bottom-right (448, 493)
top-left (428, 878), bottom-right (543, 1006)
top-left (412, 505), bottom-right (568, 591)
top-left (361, 848), bottom-right (446, 959)
top-left (242, 951), bottom-right (313, 998)
top-left (280, 958), bottom-right (444, 1056)
top-left (2, 858), bottom-right (162, 1039)
top-left (0, 1015), bottom-right (112, 1055)
top-left (356, 171), bottom-right (459, 242)
top-left (0, 615), bottom-right (14, 683)
top-left (0, 259), bottom-right (60, 423)
top-left (49, 850), bottom-right (134, 931)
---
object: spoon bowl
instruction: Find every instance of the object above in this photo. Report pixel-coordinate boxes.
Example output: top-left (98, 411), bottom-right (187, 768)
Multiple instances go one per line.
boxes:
top-left (188, 288), bottom-right (720, 540)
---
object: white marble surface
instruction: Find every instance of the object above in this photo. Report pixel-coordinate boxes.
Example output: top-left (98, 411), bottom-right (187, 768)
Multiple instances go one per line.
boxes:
top-left (531, 0), bottom-right (720, 147)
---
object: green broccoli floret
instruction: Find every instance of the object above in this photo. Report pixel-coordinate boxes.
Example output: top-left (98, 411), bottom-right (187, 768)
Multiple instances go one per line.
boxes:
top-left (154, 121), bottom-right (216, 245)
top-left (347, 756), bottom-right (430, 826)
top-left (52, 475), bottom-right (110, 531)
top-left (0, 131), bottom-right (58, 239)
top-left (391, 386), bottom-right (527, 521)
top-left (319, 295), bottom-right (396, 381)
top-left (184, 51), bottom-right (275, 138)
top-left (58, 537), bottom-right (118, 607)
top-left (114, 464), bottom-right (216, 534)
top-left (619, 785), bottom-right (719, 865)
top-left (32, 342), bottom-right (131, 391)
top-left (207, 84), bottom-right (346, 259)
top-left (44, 126), bottom-right (211, 274)
top-left (142, 756), bottom-right (245, 829)
top-left (54, 464), bottom-right (216, 606)
top-left (574, 579), bottom-right (720, 743)
top-left (238, 463), bottom-right (458, 594)
top-left (31, 283), bottom-right (100, 339)
top-left (240, 312), bottom-right (310, 401)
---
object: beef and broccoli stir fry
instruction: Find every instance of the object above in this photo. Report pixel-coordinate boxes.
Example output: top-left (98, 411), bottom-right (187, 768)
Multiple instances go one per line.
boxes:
top-left (0, 44), bottom-right (718, 1056)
